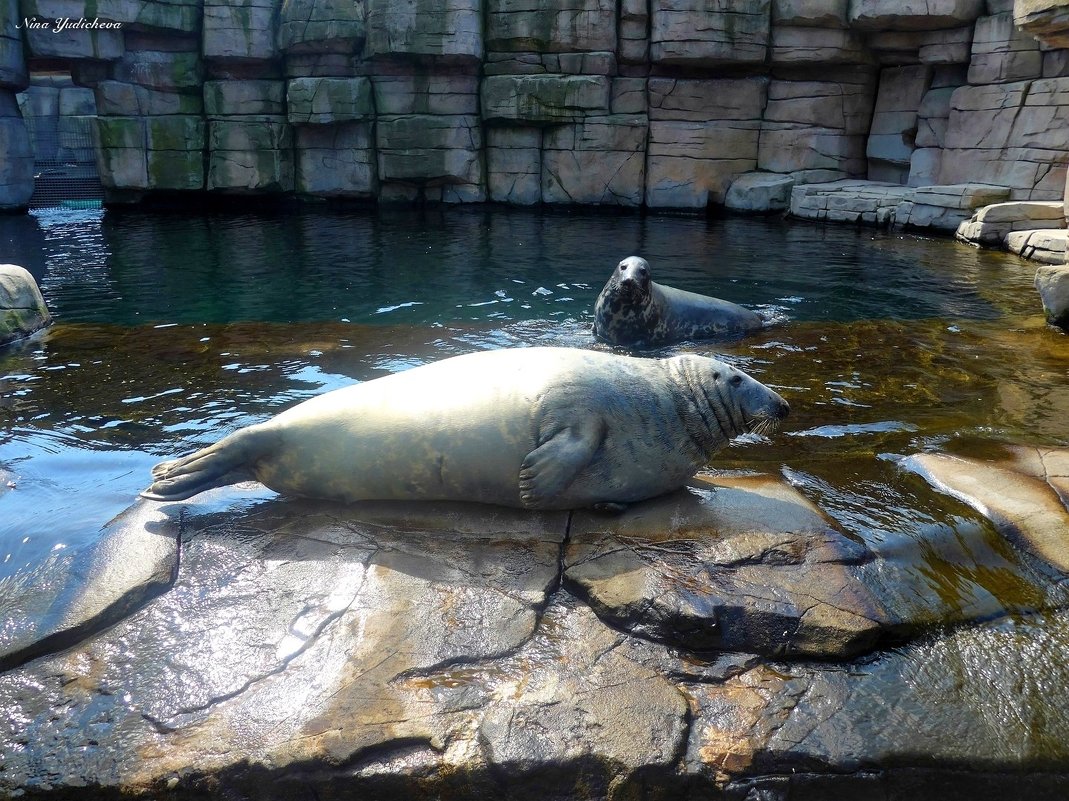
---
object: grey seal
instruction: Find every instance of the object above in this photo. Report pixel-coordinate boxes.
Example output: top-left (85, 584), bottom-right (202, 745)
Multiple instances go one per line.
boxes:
top-left (593, 256), bottom-right (764, 348)
top-left (141, 346), bottom-right (789, 511)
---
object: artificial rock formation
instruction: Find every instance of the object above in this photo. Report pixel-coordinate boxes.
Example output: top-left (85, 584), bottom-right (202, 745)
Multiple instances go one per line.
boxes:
top-left (1, 0), bottom-right (1069, 221)
top-left (5, 459), bottom-right (1069, 799)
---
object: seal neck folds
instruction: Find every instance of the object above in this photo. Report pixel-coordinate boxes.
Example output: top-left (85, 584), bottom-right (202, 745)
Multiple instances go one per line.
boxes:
top-left (666, 356), bottom-right (787, 460)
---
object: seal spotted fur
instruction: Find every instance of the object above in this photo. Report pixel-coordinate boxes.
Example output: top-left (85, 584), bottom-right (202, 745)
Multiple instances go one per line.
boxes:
top-left (141, 347), bottom-right (788, 511)
top-left (593, 256), bottom-right (764, 348)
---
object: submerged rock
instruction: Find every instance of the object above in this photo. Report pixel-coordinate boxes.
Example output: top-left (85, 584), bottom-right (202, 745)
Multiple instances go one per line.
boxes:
top-left (0, 263), bottom-right (51, 346)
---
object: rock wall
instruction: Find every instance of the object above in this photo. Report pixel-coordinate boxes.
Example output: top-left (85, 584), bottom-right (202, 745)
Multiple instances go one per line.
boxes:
top-left (0, 0), bottom-right (1068, 212)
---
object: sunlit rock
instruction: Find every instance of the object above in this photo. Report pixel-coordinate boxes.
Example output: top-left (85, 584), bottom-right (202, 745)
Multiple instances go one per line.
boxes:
top-left (0, 263), bottom-right (49, 344)
top-left (645, 77), bottom-right (765, 208)
top-left (1016, 0), bottom-right (1069, 49)
top-left (903, 448), bottom-right (1069, 574)
top-left (565, 474), bottom-right (885, 659)
top-left (789, 179), bottom-right (914, 225)
top-left (968, 12), bottom-right (1043, 86)
top-left (725, 172), bottom-right (795, 212)
top-left (896, 183), bottom-right (1011, 231)
top-left (956, 200), bottom-right (1066, 246)
top-left (541, 114), bottom-right (647, 206)
top-left (0, 494), bottom-right (567, 795)
top-left (1036, 265), bottom-right (1069, 327)
top-left (1006, 228), bottom-right (1069, 264)
top-left (0, 499), bottom-right (177, 670)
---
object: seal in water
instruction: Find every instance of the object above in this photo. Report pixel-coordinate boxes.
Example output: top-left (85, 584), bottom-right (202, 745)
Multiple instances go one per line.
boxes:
top-left (593, 256), bottom-right (765, 348)
top-left (141, 347), bottom-right (789, 511)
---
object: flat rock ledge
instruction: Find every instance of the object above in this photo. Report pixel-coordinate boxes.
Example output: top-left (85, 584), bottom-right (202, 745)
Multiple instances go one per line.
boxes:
top-left (786, 179), bottom-right (1009, 231)
top-left (5, 460), bottom-right (1069, 799)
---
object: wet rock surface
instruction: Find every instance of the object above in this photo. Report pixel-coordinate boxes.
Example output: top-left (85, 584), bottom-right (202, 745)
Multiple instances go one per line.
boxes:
top-left (5, 458), bottom-right (1069, 798)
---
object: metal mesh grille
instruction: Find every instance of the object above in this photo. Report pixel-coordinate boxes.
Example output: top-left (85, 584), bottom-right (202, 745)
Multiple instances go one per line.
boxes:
top-left (22, 114), bottom-right (104, 209)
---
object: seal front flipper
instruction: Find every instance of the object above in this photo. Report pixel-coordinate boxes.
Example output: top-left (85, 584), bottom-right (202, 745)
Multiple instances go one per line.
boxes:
top-left (140, 427), bottom-right (267, 501)
top-left (518, 420), bottom-right (604, 509)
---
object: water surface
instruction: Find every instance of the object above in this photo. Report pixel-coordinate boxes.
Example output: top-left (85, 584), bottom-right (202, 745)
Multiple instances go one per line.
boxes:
top-left (1, 206), bottom-right (1067, 618)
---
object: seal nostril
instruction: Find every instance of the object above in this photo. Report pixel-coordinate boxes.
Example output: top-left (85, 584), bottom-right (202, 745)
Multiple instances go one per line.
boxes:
top-left (779, 400), bottom-right (790, 418)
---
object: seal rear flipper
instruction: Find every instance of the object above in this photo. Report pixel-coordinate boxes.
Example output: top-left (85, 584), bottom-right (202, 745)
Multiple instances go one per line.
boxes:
top-left (140, 429), bottom-right (266, 501)
top-left (518, 420), bottom-right (604, 509)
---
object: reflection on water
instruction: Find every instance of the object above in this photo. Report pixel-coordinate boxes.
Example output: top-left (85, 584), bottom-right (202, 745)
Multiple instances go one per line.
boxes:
top-left (0, 207), bottom-right (1067, 621)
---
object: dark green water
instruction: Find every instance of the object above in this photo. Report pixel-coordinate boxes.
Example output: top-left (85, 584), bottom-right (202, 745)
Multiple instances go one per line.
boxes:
top-left (0, 206), bottom-right (1067, 612)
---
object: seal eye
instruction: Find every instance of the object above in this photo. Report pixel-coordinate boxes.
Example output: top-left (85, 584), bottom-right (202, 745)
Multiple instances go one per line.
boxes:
top-left (712, 371), bottom-right (721, 380)
top-left (618, 263), bottom-right (626, 271)
top-left (729, 374), bottom-right (744, 388)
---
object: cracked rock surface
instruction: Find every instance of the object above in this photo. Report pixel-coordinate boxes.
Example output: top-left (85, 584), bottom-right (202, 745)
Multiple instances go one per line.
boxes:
top-left (3, 463), bottom-right (1069, 798)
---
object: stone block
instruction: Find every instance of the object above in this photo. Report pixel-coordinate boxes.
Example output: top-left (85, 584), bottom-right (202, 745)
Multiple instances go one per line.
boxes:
top-left (204, 80), bottom-right (285, 117)
top-left (555, 51), bottom-right (616, 74)
top-left (203, 0), bottom-right (278, 61)
top-left (1006, 228), bottom-right (1068, 264)
top-left (22, 0), bottom-right (199, 33)
top-left (147, 149), bottom-right (205, 190)
top-left (957, 199), bottom-right (1066, 245)
top-left (968, 13), bottom-right (1042, 85)
top-left (145, 115), bottom-right (204, 151)
top-left (760, 125), bottom-right (867, 174)
top-left (645, 119), bottom-right (761, 207)
top-left (770, 26), bottom-right (872, 64)
top-left (486, 0), bottom-right (616, 54)
top-left (867, 64), bottom-right (932, 171)
top-left (0, 31), bottom-right (27, 91)
top-left (648, 76), bottom-right (767, 121)
top-left (848, 0), bottom-right (985, 30)
top-left (1034, 265), bottom-right (1069, 325)
top-left (650, 0), bottom-right (771, 66)
top-left (283, 53), bottom-right (363, 77)
top-left (618, 0), bottom-right (648, 63)
top-left (914, 85), bottom-right (956, 147)
top-left (277, 0), bottom-right (366, 54)
top-left (0, 98), bottom-right (32, 211)
top-left (57, 86), bottom-right (95, 116)
top-left (542, 114), bottom-right (647, 206)
top-left (208, 148), bottom-right (294, 192)
top-left (376, 113), bottom-right (484, 198)
top-left (295, 122), bottom-right (376, 197)
top-left (24, 26), bottom-right (123, 60)
top-left (287, 77), bottom-right (373, 123)
top-left (907, 147), bottom-right (942, 185)
top-left (96, 81), bottom-right (203, 116)
top-left (610, 77), bottom-right (646, 114)
top-left (111, 50), bottom-right (202, 90)
top-left (764, 75), bottom-right (875, 134)
top-left (481, 74), bottom-right (610, 123)
top-left (371, 72), bottom-right (478, 115)
top-left (725, 171), bottom-right (796, 212)
top-left (940, 78), bottom-right (1069, 198)
top-left (1016, 0), bottom-right (1069, 49)
top-left (772, 0), bottom-right (849, 27)
top-left (209, 118), bottom-right (292, 151)
top-left (789, 179), bottom-right (914, 225)
top-left (486, 126), bottom-right (542, 205)
top-left (366, 0), bottom-right (482, 61)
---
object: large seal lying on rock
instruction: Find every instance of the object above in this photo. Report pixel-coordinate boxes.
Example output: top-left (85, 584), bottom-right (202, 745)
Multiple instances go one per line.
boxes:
top-left (141, 347), bottom-right (789, 510)
top-left (593, 256), bottom-right (765, 348)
